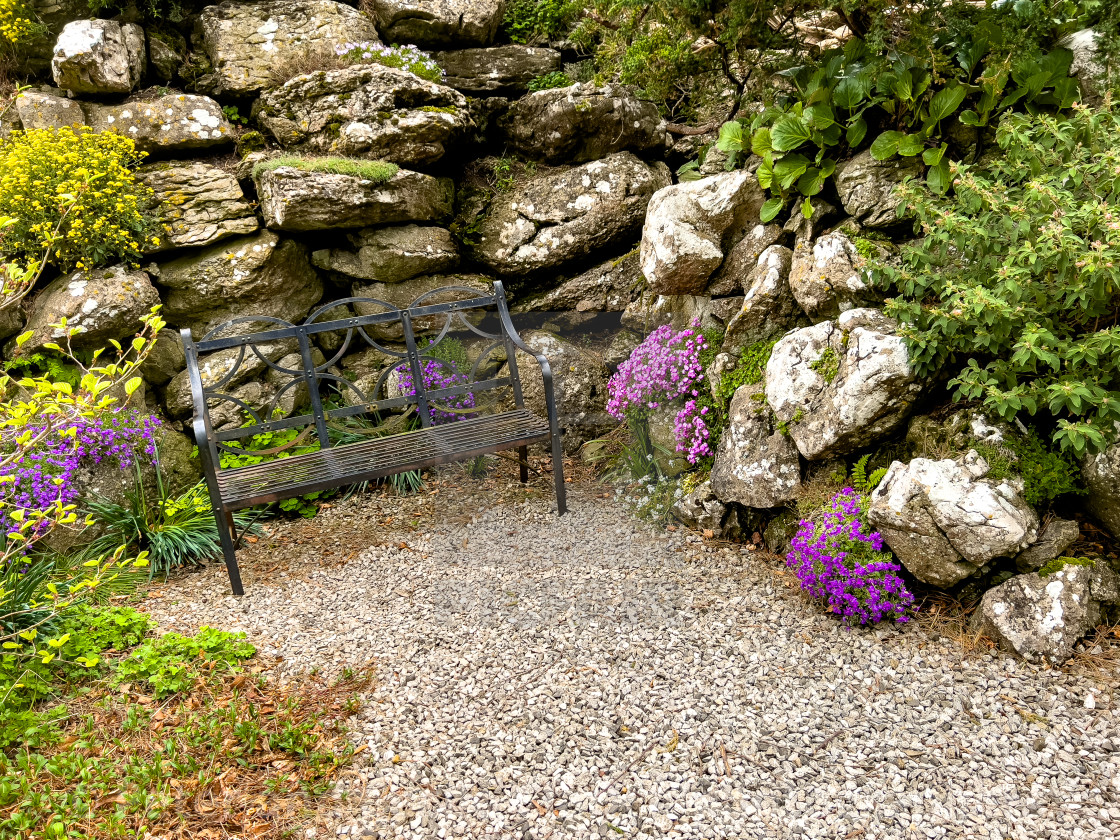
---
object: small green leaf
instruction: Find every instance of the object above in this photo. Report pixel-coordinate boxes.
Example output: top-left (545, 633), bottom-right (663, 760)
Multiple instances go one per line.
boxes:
top-left (928, 83), bottom-right (967, 123)
top-left (770, 113), bottom-right (813, 152)
top-left (845, 116), bottom-right (868, 148)
top-left (926, 159), bottom-right (951, 195)
top-left (760, 197), bottom-right (784, 223)
top-left (716, 120), bottom-right (745, 154)
top-left (897, 133), bottom-right (925, 157)
top-left (870, 130), bottom-right (905, 161)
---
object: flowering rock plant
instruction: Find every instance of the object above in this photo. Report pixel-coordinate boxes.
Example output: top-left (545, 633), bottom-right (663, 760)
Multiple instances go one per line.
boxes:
top-left (395, 358), bottom-right (476, 425)
top-left (335, 42), bottom-right (444, 83)
top-left (607, 321), bottom-right (715, 464)
top-left (787, 488), bottom-right (916, 625)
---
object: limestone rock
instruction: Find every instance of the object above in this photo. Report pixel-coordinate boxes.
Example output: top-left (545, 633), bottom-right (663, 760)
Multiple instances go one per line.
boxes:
top-left (603, 329), bottom-right (641, 371)
top-left (436, 45), bottom-right (560, 95)
top-left (647, 407), bottom-right (690, 477)
top-left (711, 382), bottom-right (801, 509)
top-left (155, 424), bottom-right (201, 492)
top-left (369, 0), bottom-right (504, 48)
top-left (313, 224), bottom-right (458, 282)
top-left (971, 560), bottom-right (1120, 664)
top-left (157, 231), bottom-right (323, 336)
top-left (868, 452), bottom-right (1040, 588)
top-left (672, 479), bottom-right (726, 535)
top-left (256, 166), bottom-right (454, 231)
top-left (254, 65), bottom-right (469, 167)
top-left (52, 19), bottom-right (144, 95)
top-left (350, 273), bottom-right (491, 340)
top-left (17, 266), bottom-right (159, 354)
top-left (1060, 29), bottom-right (1106, 107)
top-left (17, 90), bottom-right (234, 153)
top-left (788, 231), bottom-right (879, 319)
top-left (499, 84), bottom-right (666, 165)
top-left (835, 150), bottom-right (923, 228)
top-left (0, 304), bottom-right (24, 342)
top-left (718, 244), bottom-right (800, 361)
top-left (471, 153), bottom-right (669, 276)
top-left (147, 29), bottom-right (187, 83)
top-left (138, 162), bottom-right (258, 253)
top-left (1015, 519), bottom-right (1081, 574)
top-left (764, 308), bottom-right (922, 460)
top-left (621, 293), bottom-right (741, 335)
top-left (1081, 432), bottom-right (1120, 537)
top-left (707, 222), bottom-right (785, 296)
top-left (513, 330), bottom-right (613, 450)
top-left (196, 0), bottom-right (380, 96)
top-left (164, 338), bottom-right (297, 417)
top-left (513, 251), bottom-right (641, 316)
top-left (140, 328), bottom-right (187, 386)
top-left (640, 171), bottom-right (765, 296)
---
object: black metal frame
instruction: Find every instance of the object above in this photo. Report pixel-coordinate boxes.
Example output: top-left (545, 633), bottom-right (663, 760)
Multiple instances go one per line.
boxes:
top-left (182, 281), bottom-right (566, 596)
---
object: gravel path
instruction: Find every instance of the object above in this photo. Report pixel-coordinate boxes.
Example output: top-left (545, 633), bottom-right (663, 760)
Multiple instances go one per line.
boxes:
top-left (147, 488), bottom-right (1120, 840)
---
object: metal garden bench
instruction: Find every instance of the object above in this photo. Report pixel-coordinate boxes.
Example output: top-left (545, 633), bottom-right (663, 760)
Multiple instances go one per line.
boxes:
top-left (181, 281), bottom-right (566, 596)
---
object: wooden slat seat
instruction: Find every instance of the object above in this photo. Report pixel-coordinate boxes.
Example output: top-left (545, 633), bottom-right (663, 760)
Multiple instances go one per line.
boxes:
top-left (217, 409), bottom-right (550, 509)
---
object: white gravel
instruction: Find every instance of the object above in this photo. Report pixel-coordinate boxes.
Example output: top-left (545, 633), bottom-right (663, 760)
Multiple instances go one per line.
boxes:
top-left (147, 492), bottom-right (1120, 840)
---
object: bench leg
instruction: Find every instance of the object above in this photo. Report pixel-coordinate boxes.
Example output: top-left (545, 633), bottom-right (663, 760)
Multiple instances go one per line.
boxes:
top-left (216, 508), bottom-right (245, 597)
top-left (518, 445), bottom-right (529, 484)
top-left (551, 433), bottom-right (567, 516)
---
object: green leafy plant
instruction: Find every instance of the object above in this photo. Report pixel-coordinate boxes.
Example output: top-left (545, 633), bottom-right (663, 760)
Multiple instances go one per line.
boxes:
top-left (809, 347), bottom-right (840, 383)
top-left (850, 454), bottom-right (888, 496)
top-left (1037, 555), bottom-right (1095, 577)
top-left (115, 626), bottom-right (255, 698)
top-left (221, 104), bottom-right (249, 125)
top-left (528, 70), bottom-right (573, 92)
top-left (502, 0), bottom-right (581, 45)
top-left (875, 105), bottom-right (1120, 456)
top-left (713, 338), bottom-right (778, 411)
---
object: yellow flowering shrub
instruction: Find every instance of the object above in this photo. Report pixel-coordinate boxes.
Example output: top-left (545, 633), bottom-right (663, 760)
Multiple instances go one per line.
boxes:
top-left (0, 0), bottom-right (38, 49)
top-left (0, 128), bottom-right (155, 271)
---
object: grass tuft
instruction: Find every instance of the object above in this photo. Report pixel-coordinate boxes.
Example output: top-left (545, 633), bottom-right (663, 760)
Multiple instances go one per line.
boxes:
top-left (253, 156), bottom-right (399, 183)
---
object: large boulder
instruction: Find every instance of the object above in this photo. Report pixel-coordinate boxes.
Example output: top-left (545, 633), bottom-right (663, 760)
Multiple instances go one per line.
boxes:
top-left (512, 250), bottom-right (641, 316)
top-left (971, 559), bottom-right (1120, 664)
top-left (868, 452), bottom-right (1040, 588)
top-left (312, 224), bottom-right (458, 282)
top-left (1060, 29), bottom-right (1107, 107)
top-left (471, 153), bottom-right (669, 276)
top-left (368, 0), bottom-right (504, 48)
top-left (710, 382), bottom-right (802, 509)
top-left (52, 19), bottom-right (145, 95)
top-left (254, 65), bottom-right (469, 166)
top-left (1080, 431), bottom-right (1120, 537)
top-left (0, 305), bottom-right (24, 343)
top-left (140, 328), bottom-right (187, 387)
top-left (707, 222), bottom-right (785, 296)
top-left (195, 0), bottom-right (380, 97)
top-left (764, 308), bottom-right (922, 460)
top-left (512, 330), bottom-right (613, 450)
top-left (163, 337), bottom-right (297, 418)
top-left (718, 244), bottom-right (801, 358)
top-left (1015, 519), bottom-right (1081, 574)
top-left (138, 162), bottom-right (258, 253)
top-left (436, 45), bottom-right (560, 95)
top-left (15, 267), bottom-right (159, 354)
top-left (499, 84), bottom-right (666, 165)
top-left (16, 90), bottom-right (234, 153)
top-left (256, 166), bottom-right (454, 231)
top-left (788, 231), bottom-right (879, 320)
top-left (639, 171), bottom-right (765, 296)
top-left (156, 231), bottom-right (323, 336)
top-left (834, 150), bottom-right (923, 228)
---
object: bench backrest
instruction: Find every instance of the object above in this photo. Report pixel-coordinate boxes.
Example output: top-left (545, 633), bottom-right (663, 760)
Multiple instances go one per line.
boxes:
top-left (181, 282), bottom-right (527, 471)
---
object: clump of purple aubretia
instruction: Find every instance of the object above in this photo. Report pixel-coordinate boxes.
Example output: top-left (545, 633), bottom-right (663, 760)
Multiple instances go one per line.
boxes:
top-left (787, 488), bottom-right (916, 625)
top-left (607, 321), bottom-right (713, 464)
top-left (0, 411), bottom-right (160, 539)
top-left (395, 359), bottom-right (475, 425)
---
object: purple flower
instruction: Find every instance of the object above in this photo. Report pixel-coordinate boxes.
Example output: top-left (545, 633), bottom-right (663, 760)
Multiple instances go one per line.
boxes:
top-left (394, 354), bottom-right (475, 425)
top-left (786, 489), bottom-right (916, 625)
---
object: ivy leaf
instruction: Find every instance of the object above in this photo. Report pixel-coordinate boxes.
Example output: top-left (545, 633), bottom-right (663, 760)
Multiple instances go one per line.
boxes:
top-left (760, 197), bottom-right (785, 223)
top-left (771, 113), bottom-right (813, 152)
top-left (870, 130), bottom-right (905, 161)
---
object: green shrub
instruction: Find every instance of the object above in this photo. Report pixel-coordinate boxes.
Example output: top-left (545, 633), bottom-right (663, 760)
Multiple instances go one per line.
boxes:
top-left (502, 0), bottom-right (580, 44)
top-left (0, 128), bottom-right (155, 271)
top-left (115, 626), bottom-right (255, 698)
top-left (875, 106), bottom-right (1120, 455)
top-left (252, 155), bottom-right (399, 183)
top-left (0, 0), bottom-right (41, 50)
top-left (713, 338), bottom-right (778, 411)
top-left (528, 70), bottom-right (572, 92)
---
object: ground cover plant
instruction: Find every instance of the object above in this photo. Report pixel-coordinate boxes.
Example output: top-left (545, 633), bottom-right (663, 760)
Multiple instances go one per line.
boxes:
top-left (335, 41), bottom-right (443, 82)
top-left (252, 155), bottom-right (399, 183)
